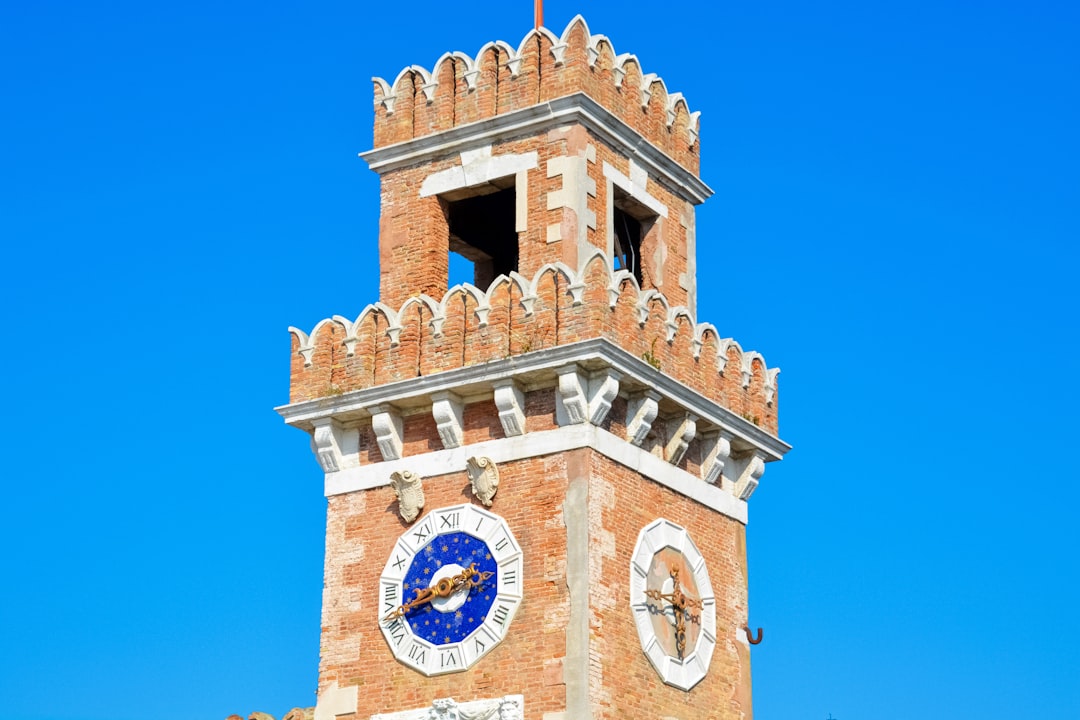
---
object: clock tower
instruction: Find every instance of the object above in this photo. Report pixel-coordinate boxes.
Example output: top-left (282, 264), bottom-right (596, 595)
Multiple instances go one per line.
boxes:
top-left (278, 16), bottom-right (789, 720)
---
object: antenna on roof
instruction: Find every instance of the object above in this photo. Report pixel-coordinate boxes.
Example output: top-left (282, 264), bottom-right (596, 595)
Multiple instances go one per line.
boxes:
top-left (534, 0), bottom-right (543, 28)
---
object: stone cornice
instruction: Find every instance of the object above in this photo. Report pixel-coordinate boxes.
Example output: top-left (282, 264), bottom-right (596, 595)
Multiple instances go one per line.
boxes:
top-left (276, 337), bottom-right (789, 463)
top-left (326, 423), bottom-right (749, 524)
top-left (360, 92), bottom-right (714, 205)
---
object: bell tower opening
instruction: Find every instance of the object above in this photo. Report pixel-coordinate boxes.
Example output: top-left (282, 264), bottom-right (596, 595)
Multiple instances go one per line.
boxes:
top-left (444, 184), bottom-right (518, 291)
top-left (612, 186), bottom-right (658, 286)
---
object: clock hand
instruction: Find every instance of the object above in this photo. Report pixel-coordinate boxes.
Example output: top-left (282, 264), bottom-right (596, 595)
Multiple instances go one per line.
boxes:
top-left (383, 562), bottom-right (495, 621)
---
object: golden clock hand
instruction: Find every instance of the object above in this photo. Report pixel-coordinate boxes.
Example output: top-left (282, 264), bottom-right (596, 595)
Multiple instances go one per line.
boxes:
top-left (383, 563), bottom-right (495, 621)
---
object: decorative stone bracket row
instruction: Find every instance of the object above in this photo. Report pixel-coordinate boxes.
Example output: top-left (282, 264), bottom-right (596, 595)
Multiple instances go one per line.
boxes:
top-left (291, 340), bottom-right (787, 503)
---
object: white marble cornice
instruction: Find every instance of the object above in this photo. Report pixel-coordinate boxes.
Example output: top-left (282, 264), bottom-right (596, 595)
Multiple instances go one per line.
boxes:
top-left (359, 92), bottom-right (714, 206)
top-left (275, 338), bottom-right (790, 463)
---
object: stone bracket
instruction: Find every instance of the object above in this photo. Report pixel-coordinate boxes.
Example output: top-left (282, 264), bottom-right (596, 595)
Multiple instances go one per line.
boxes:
top-left (699, 429), bottom-right (733, 487)
top-left (492, 379), bottom-right (526, 437)
top-left (556, 364), bottom-right (621, 427)
top-left (431, 391), bottom-right (464, 449)
top-left (310, 418), bottom-right (359, 473)
top-left (556, 365), bottom-right (589, 425)
top-left (587, 368), bottom-right (622, 425)
top-left (626, 390), bottom-right (661, 446)
top-left (733, 451), bottom-right (766, 500)
top-left (369, 404), bottom-right (404, 461)
top-left (664, 412), bottom-right (697, 465)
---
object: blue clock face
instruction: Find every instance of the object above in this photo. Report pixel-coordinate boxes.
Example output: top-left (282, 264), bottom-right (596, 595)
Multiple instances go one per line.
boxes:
top-left (401, 531), bottom-right (499, 645)
top-left (379, 504), bottom-right (523, 676)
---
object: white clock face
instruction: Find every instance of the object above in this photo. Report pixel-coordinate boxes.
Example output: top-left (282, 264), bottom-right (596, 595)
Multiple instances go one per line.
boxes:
top-left (629, 518), bottom-right (717, 691)
top-left (378, 504), bottom-right (523, 676)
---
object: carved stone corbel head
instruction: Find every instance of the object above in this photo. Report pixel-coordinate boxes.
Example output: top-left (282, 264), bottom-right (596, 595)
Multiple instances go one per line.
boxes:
top-left (466, 456), bottom-right (500, 507)
top-left (390, 470), bottom-right (425, 523)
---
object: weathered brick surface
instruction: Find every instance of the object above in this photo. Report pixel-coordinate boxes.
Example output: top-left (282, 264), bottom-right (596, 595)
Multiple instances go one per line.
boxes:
top-left (320, 454), bottom-right (571, 719)
top-left (587, 452), bottom-right (752, 719)
top-left (317, 395), bottom-right (753, 718)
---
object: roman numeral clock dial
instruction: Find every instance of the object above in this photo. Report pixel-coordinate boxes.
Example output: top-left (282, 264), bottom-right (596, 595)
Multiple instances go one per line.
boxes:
top-left (629, 518), bottom-right (718, 691)
top-left (378, 504), bottom-right (523, 676)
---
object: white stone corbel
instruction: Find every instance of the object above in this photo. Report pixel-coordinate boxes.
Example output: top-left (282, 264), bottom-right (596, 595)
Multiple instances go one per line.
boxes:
top-left (420, 80), bottom-right (438, 103)
top-left (587, 368), bottom-right (622, 425)
top-left (474, 302), bottom-right (490, 328)
top-left (431, 391), bottom-right (464, 449)
top-left (699, 429), bottom-right (733, 487)
top-left (640, 73), bottom-right (657, 109)
top-left (386, 325), bottom-right (402, 347)
top-left (607, 283), bottom-right (621, 308)
top-left (550, 42), bottom-right (568, 65)
top-left (369, 404), bottom-right (404, 461)
top-left (505, 56), bottom-right (523, 77)
top-left (492, 379), bottom-right (526, 437)
top-left (555, 364), bottom-right (588, 426)
top-left (518, 292), bottom-right (537, 316)
top-left (429, 314), bottom-right (445, 338)
top-left (626, 390), bottom-right (661, 446)
top-left (664, 413), bottom-right (698, 466)
top-left (568, 280), bottom-right (586, 306)
top-left (463, 68), bottom-right (480, 91)
top-left (310, 418), bottom-right (359, 473)
top-left (734, 451), bottom-right (766, 500)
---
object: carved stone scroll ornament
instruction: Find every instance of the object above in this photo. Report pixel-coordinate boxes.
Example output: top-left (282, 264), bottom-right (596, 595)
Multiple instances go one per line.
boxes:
top-left (466, 456), bottom-right (500, 507)
top-left (371, 695), bottom-right (523, 720)
top-left (390, 470), bottom-right (425, 523)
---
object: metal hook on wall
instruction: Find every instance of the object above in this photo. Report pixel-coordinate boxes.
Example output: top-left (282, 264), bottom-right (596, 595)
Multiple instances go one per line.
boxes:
top-left (743, 625), bottom-right (763, 645)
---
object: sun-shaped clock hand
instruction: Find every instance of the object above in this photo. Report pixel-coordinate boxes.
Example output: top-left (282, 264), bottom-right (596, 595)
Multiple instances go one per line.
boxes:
top-left (383, 562), bottom-right (494, 621)
top-left (644, 567), bottom-right (702, 659)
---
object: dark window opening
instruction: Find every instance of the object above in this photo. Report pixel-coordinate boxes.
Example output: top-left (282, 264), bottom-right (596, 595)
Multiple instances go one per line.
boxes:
top-left (444, 185), bottom-right (518, 291)
top-left (613, 187), bottom-right (657, 286)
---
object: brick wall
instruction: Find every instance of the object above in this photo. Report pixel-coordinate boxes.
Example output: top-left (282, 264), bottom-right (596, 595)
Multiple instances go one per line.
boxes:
top-left (317, 403), bottom-right (753, 719)
top-left (320, 454), bottom-right (571, 719)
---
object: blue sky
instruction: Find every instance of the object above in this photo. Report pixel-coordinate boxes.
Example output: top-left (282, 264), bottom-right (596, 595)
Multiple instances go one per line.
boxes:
top-left (1, 1), bottom-right (1077, 719)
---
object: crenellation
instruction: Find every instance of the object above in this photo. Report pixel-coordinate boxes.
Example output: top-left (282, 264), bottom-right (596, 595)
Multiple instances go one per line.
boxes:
top-left (370, 17), bottom-right (701, 164)
top-left (288, 251), bottom-right (780, 435)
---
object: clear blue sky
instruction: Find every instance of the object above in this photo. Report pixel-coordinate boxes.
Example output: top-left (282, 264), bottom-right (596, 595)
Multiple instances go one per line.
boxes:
top-left (2, 2), bottom-right (1077, 719)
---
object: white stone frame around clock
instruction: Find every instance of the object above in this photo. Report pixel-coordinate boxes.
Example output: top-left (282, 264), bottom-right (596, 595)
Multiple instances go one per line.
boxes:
top-left (629, 518), bottom-right (717, 691)
top-left (378, 504), bottom-right (523, 676)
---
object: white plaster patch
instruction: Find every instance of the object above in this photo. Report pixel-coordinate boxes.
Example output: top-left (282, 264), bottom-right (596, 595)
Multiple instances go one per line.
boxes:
top-left (603, 160), bottom-right (668, 219)
top-left (419, 146), bottom-right (538, 198)
top-left (314, 681), bottom-right (358, 720)
top-left (546, 153), bottom-right (597, 255)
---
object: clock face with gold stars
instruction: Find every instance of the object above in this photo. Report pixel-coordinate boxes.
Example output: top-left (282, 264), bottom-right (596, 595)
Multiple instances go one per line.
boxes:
top-left (378, 504), bottom-right (523, 676)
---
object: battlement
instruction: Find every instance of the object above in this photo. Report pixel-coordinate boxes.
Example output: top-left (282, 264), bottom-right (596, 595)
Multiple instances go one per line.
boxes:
top-left (287, 250), bottom-right (779, 436)
top-left (371, 15), bottom-right (701, 174)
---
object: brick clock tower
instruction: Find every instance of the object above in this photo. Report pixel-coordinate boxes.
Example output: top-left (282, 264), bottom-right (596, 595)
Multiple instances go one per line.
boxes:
top-left (277, 16), bottom-right (789, 720)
